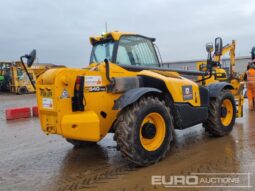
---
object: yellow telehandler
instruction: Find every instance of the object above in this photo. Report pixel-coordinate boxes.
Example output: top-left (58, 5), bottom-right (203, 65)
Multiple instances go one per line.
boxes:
top-left (36, 32), bottom-right (237, 166)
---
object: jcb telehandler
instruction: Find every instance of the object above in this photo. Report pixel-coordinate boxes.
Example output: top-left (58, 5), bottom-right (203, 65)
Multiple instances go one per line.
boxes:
top-left (35, 32), bottom-right (237, 166)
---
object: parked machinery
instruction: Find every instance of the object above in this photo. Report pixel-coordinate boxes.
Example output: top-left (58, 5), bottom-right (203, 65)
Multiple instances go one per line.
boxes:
top-left (0, 61), bottom-right (36, 94)
top-left (0, 50), bottom-right (65, 94)
top-left (196, 38), bottom-right (244, 118)
top-left (35, 32), bottom-right (238, 166)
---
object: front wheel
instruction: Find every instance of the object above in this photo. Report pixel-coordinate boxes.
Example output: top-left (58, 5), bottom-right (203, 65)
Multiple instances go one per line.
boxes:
top-left (203, 90), bottom-right (236, 136)
top-left (114, 96), bottom-right (174, 166)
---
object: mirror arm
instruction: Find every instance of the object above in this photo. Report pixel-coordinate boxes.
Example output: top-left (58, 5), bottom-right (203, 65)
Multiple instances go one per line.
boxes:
top-left (20, 56), bottom-right (36, 90)
top-left (195, 53), bottom-right (213, 83)
top-left (195, 65), bottom-right (212, 83)
top-left (104, 59), bottom-right (112, 83)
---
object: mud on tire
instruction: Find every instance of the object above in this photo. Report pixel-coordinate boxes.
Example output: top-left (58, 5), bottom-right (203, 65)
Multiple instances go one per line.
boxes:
top-left (203, 90), bottom-right (236, 136)
top-left (114, 96), bottom-right (174, 166)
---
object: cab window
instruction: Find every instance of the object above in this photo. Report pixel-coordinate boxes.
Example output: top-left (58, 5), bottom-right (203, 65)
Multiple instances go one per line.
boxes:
top-left (90, 41), bottom-right (114, 63)
top-left (116, 36), bottom-right (159, 67)
top-left (116, 45), bottom-right (131, 65)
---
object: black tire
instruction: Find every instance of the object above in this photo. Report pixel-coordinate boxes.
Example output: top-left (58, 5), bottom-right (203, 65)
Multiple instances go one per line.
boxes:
top-left (18, 87), bottom-right (27, 95)
top-left (66, 139), bottom-right (97, 148)
top-left (114, 96), bottom-right (174, 166)
top-left (203, 90), bottom-right (236, 136)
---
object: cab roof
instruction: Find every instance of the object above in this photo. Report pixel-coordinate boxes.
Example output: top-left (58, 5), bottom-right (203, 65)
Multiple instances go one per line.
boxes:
top-left (89, 31), bottom-right (155, 45)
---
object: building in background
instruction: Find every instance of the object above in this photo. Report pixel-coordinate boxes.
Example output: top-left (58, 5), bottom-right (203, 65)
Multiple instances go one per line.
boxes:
top-left (163, 56), bottom-right (249, 75)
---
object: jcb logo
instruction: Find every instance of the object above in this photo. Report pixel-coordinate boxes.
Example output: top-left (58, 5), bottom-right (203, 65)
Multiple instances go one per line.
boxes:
top-left (182, 85), bottom-right (193, 100)
top-left (185, 87), bottom-right (190, 95)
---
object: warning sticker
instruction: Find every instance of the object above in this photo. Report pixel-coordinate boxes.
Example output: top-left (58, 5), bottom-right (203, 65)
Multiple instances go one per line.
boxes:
top-left (85, 76), bottom-right (103, 87)
top-left (42, 98), bottom-right (53, 109)
top-left (182, 86), bottom-right (193, 100)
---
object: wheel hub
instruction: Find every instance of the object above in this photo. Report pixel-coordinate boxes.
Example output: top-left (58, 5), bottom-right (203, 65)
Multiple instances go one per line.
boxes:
top-left (220, 99), bottom-right (234, 127)
top-left (141, 122), bottom-right (156, 139)
top-left (221, 107), bottom-right (227, 117)
top-left (140, 112), bottom-right (166, 151)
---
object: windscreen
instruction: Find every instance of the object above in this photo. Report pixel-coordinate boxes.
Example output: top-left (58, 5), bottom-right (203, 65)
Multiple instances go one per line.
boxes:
top-left (90, 41), bottom-right (114, 63)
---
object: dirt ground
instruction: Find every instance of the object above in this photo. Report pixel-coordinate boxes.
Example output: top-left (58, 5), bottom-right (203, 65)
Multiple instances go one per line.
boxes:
top-left (0, 94), bottom-right (254, 191)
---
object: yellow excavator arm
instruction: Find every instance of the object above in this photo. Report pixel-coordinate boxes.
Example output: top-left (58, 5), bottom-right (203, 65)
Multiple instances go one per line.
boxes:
top-left (214, 40), bottom-right (236, 75)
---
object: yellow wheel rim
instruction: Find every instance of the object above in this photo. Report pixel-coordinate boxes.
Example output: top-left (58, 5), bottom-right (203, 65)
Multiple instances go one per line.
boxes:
top-left (221, 99), bottom-right (233, 126)
top-left (139, 112), bottom-right (166, 151)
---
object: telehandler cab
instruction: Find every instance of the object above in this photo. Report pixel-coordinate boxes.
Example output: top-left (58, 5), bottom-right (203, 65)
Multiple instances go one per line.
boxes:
top-left (36, 32), bottom-right (236, 166)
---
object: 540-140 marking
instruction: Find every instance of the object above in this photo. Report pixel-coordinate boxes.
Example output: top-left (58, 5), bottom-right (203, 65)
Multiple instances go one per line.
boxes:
top-left (85, 86), bottom-right (106, 92)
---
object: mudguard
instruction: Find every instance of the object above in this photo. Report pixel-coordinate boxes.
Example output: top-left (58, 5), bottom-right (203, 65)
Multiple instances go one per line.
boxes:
top-left (113, 87), bottom-right (162, 110)
top-left (207, 82), bottom-right (233, 97)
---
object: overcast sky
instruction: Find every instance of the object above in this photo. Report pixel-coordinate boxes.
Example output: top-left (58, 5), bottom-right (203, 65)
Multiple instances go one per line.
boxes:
top-left (0, 0), bottom-right (254, 67)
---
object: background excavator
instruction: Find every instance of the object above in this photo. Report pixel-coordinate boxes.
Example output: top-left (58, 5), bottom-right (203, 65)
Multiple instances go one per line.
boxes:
top-left (196, 38), bottom-right (244, 118)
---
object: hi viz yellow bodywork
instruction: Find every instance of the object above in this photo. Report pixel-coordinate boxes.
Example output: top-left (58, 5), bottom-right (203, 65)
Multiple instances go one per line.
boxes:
top-left (36, 31), bottom-right (237, 166)
top-left (37, 63), bottom-right (200, 141)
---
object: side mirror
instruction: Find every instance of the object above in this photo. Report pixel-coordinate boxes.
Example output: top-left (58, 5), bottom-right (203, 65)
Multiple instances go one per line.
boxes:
top-left (251, 47), bottom-right (255, 60)
top-left (26, 49), bottom-right (36, 67)
top-left (215, 37), bottom-right (223, 56)
top-left (19, 49), bottom-right (36, 90)
top-left (205, 43), bottom-right (213, 73)
top-left (206, 43), bottom-right (214, 53)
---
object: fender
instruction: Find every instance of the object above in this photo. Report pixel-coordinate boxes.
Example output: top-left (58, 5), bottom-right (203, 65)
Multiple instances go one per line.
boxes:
top-left (113, 87), bottom-right (162, 110)
top-left (206, 82), bottom-right (233, 97)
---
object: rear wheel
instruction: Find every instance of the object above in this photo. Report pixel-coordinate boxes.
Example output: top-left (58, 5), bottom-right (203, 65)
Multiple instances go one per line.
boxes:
top-left (203, 90), bottom-right (236, 136)
top-left (114, 96), bottom-right (174, 166)
top-left (66, 139), bottom-right (97, 148)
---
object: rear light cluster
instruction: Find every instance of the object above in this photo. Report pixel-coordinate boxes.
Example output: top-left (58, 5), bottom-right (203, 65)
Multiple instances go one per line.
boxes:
top-left (72, 76), bottom-right (85, 111)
